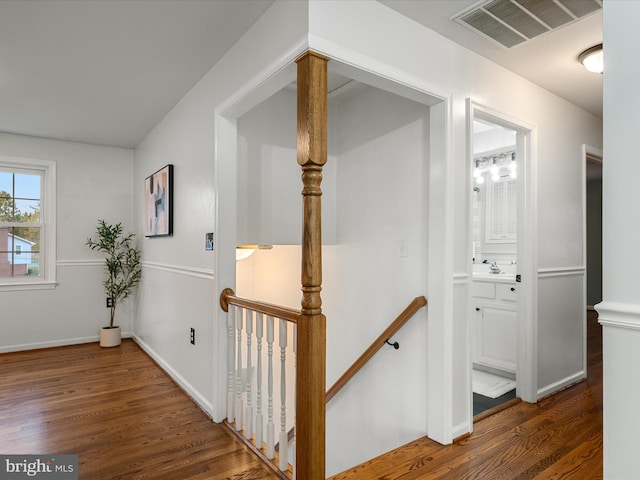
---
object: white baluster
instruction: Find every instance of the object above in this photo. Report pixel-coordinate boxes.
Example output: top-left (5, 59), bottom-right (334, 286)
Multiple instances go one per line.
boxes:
top-left (226, 305), bottom-right (235, 423)
top-left (255, 312), bottom-right (264, 450)
top-left (279, 318), bottom-right (288, 471)
top-left (266, 315), bottom-right (275, 459)
top-left (292, 323), bottom-right (297, 477)
top-left (245, 310), bottom-right (253, 440)
top-left (235, 307), bottom-right (243, 433)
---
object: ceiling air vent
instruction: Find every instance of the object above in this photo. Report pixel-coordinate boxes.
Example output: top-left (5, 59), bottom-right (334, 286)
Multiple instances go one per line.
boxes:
top-left (454, 0), bottom-right (601, 48)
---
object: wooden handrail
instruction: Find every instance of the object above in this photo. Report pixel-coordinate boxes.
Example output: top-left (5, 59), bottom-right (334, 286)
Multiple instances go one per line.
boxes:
top-left (325, 296), bottom-right (427, 403)
top-left (220, 288), bottom-right (300, 324)
top-left (279, 295), bottom-right (428, 448)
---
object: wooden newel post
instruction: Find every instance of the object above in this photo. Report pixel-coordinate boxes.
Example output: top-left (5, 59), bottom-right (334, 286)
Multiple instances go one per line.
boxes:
top-left (296, 50), bottom-right (328, 480)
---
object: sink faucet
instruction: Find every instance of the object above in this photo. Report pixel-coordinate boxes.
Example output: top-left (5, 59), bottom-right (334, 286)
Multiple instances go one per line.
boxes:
top-left (489, 261), bottom-right (501, 274)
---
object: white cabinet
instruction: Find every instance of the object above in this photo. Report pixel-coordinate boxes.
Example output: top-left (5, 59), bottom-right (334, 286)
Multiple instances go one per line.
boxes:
top-left (472, 278), bottom-right (517, 374)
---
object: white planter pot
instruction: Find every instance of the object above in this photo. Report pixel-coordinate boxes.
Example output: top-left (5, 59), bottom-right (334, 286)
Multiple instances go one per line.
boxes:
top-left (100, 326), bottom-right (121, 347)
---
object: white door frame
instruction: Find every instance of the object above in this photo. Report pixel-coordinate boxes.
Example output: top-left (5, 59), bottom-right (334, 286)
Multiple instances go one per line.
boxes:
top-left (467, 100), bottom-right (539, 407)
top-left (582, 144), bottom-right (603, 371)
top-left (214, 40), bottom-right (457, 442)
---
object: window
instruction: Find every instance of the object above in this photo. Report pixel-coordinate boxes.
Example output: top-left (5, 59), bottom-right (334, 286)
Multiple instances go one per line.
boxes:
top-left (0, 156), bottom-right (56, 290)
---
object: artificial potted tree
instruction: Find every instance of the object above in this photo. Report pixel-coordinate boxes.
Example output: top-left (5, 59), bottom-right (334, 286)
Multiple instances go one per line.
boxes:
top-left (86, 220), bottom-right (142, 347)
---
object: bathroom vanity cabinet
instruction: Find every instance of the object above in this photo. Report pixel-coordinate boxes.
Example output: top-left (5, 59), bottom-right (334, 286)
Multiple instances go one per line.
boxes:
top-left (471, 276), bottom-right (517, 375)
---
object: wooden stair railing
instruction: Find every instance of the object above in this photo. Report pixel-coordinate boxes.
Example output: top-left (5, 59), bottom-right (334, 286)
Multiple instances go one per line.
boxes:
top-left (220, 288), bottom-right (301, 324)
top-left (221, 288), bottom-right (428, 477)
top-left (279, 295), bottom-right (428, 446)
top-left (220, 288), bottom-right (300, 480)
top-left (326, 296), bottom-right (428, 403)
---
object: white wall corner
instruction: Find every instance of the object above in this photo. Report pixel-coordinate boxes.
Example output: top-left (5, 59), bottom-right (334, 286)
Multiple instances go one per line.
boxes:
top-left (133, 335), bottom-right (214, 417)
top-left (536, 370), bottom-right (586, 400)
top-left (452, 421), bottom-right (472, 441)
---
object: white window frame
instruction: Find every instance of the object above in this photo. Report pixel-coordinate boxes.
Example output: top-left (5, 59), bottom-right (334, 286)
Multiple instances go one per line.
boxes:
top-left (0, 156), bottom-right (57, 291)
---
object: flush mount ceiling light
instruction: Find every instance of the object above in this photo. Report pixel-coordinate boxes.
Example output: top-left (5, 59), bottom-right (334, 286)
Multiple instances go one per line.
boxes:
top-left (578, 43), bottom-right (603, 74)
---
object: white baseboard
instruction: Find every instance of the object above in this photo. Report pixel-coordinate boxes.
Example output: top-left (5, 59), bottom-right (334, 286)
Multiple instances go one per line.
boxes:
top-left (537, 370), bottom-right (586, 400)
top-left (0, 332), bottom-right (132, 354)
top-left (131, 334), bottom-right (214, 418)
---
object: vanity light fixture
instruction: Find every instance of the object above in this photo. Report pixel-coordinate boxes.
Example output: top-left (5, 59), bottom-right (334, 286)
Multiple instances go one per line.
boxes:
top-left (474, 160), bottom-right (485, 184)
top-left (509, 152), bottom-right (517, 179)
top-left (578, 43), bottom-right (603, 74)
top-left (490, 156), bottom-right (500, 182)
top-left (474, 151), bottom-right (516, 184)
top-left (473, 160), bottom-right (482, 178)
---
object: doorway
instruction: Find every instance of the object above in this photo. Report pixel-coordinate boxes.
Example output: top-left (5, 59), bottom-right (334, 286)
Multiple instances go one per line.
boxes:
top-left (470, 116), bottom-right (519, 416)
top-left (468, 101), bottom-right (536, 420)
top-left (585, 150), bottom-right (602, 309)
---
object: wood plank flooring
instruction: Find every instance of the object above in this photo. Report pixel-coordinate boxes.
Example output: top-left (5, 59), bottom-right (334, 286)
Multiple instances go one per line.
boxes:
top-left (0, 340), bottom-right (282, 480)
top-left (0, 311), bottom-right (602, 479)
top-left (330, 310), bottom-right (603, 480)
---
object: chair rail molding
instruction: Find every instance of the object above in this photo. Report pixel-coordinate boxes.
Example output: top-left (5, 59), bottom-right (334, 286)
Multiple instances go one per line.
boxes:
top-left (596, 301), bottom-right (640, 331)
top-left (142, 261), bottom-right (213, 280)
top-left (538, 266), bottom-right (585, 278)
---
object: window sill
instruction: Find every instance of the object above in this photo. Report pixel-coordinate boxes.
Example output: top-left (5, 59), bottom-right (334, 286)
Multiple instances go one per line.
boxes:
top-left (0, 281), bottom-right (58, 292)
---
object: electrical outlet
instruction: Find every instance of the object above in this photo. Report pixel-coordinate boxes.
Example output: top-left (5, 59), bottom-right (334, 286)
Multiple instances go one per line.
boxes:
top-left (190, 328), bottom-right (195, 345)
top-left (106, 297), bottom-right (113, 308)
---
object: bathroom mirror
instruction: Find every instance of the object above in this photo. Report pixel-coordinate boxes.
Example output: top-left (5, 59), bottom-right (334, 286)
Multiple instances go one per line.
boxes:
top-left (472, 118), bottom-right (517, 269)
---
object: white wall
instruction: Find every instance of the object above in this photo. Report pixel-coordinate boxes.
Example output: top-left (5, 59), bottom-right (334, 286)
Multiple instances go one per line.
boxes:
top-left (325, 85), bottom-right (429, 476)
top-left (598, 2), bottom-right (640, 478)
top-left (132, 0), bottom-right (309, 417)
top-left (237, 88), bottom-right (337, 246)
top-left (0, 132), bottom-right (134, 352)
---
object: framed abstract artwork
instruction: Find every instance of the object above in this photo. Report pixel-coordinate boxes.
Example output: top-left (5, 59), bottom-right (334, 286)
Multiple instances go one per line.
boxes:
top-left (145, 164), bottom-right (173, 237)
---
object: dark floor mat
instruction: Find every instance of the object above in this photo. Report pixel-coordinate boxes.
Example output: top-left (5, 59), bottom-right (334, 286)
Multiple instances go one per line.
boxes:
top-left (473, 389), bottom-right (516, 416)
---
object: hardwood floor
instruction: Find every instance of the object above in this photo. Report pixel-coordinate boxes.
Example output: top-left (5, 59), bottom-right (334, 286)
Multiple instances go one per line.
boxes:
top-left (0, 340), bottom-right (282, 480)
top-left (0, 311), bottom-right (602, 479)
top-left (330, 310), bottom-right (603, 480)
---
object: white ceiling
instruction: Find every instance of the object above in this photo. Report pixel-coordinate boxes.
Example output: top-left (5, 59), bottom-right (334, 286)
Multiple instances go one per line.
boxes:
top-left (0, 0), bottom-right (273, 148)
top-left (380, 0), bottom-right (603, 118)
top-left (0, 0), bottom-right (602, 150)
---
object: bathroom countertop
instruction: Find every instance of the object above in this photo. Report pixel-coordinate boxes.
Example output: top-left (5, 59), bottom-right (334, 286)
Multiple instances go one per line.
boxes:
top-left (472, 272), bottom-right (516, 283)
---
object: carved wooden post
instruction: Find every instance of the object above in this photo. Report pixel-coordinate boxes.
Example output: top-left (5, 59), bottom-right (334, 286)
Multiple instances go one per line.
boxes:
top-left (295, 50), bottom-right (328, 480)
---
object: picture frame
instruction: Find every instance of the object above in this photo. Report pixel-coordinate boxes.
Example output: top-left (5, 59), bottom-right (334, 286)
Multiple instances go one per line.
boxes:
top-left (145, 164), bottom-right (173, 237)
